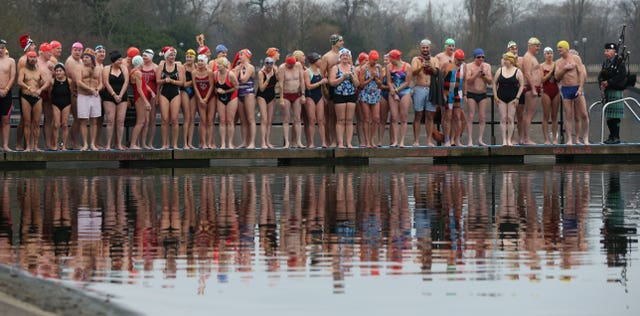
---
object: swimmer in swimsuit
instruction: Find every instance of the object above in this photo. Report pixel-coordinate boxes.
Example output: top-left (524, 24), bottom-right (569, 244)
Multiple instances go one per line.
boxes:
top-left (257, 57), bottom-right (278, 148)
top-left (49, 63), bottom-right (73, 150)
top-left (304, 52), bottom-right (329, 148)
top-left (192, 53), bottom-right (216, 149)
top-left (155, 46), bottom-right (185, 149)
top-left (234, 48), bottom-right (257, 148)
top-left (386, 49), bottom-right (413, 147)
top-left (17, 51), bottom-right (49, 151)
top-left (277, 54), bottom-right (306, 148)
top-left (464, 48), bottom-right (492, 146)
top-left (329, 49), bottom-right (359, 148)
top-left (181, 49), bottom-right (197, 149)
top-left (492, 52), bottom-right (525, 146)
top-left (214, 57), bottom-right (239, 149)
top-left (541, 47), bottom-right (561, 144)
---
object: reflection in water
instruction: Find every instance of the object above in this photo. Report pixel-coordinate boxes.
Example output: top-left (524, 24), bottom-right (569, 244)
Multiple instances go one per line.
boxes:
top-left (0, 167), bottom-right (638, 302)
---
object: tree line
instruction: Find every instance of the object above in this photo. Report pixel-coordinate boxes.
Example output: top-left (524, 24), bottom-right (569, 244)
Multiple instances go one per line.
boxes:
top-left (1, 0), bottom-right (638, 65)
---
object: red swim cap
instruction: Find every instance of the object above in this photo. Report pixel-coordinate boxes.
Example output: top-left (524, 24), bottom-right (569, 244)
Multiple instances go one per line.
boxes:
top-left (127, 47), bottom-right (140, 58)
top-left (50, 40), bottom-right (62, 49)
top-left (388, 49), bottom-right (402, 60)
top-left (197, 45), bottom-right (210, 55)
top-left (357, 52), bottom-right (368, 64)
top-left (454, 49), bottom-right (465, 60)
top-left (26, 51), bottom-right (37, 58)
top-left (285, 56), bottom-right (296, 65)
top-left (368, 50), bottom-right (379, 61)
top-left (266, 47), bottom-right (279, 58)
top-left (39, 43), bottom-right (52, 52)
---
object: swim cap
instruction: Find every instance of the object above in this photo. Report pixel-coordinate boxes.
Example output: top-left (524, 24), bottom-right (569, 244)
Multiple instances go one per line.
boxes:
top-left (215, 44), bottom-right (228, 55)
top-left (473, 48), bottom-right (485, 58)
top-left (507, 41), bottom-right (517, 49)
top-left (339, 48), bottom-right (352, 58)
top-left (444, 38), bottom-right (455, 47)
top-left (186, 49), bottom-right (196, 57)
top-left (197, 54), bottom-right (208, 63)
top-left (330, 34), bottom-right (343, 46)
top-left (54, 63), bottom-right (65, 71)
top-left (82, 48), bottom-right (96, 64)
top-left (285, 55), bottom-right (297, 65)
top-left (291, 50), bottom-right (303, 60)
top-left (39, 43), bottom-right (52, 52)
top-left (160, 46), bottom-right (176, 59)
top-left (368, 50), bottom-right (379, 61)
top-left (95, 45), bottom-right (105, 51)
top-left (454, 49), bottom-right (465, 60)
top-left (266, 47), bottom-right (279, 58)
top-left (420, 39), bottom-right (432, 47)
top-left (72, 42), bottom-right (84, 50)
top-left (127, 47), bottom-right (140, 58)
top-left (132, 55), bottom-right (143, 67)
top-left (528, 37), bottom-right (541, 45)
top-left (264, 57), bottom-right (275, 65)
top-left (557, 40), bottom-right (570, 50)
top-left (307, 52), bottom-right (321, 64)
top-left (543, 47), bottom-right (553, 53)
top-left (197, 45), bottom-right (210, 55)
top-left (502, 51), bottom-right (517, 63)
top-left (0, 39), bottom-right (6, 46)
top-left (388, 49), bottom-right (401, 60)
top-left (50, 41), bottom-right (62, 49)
top-left (109, 50), bottom-right (122, 63)
top-left (357, 52), bottom-right (368, 64)
top-left (143, 49), bottom-right (154, 58)
top-left (240, 48), bottom-right (253, 59)
top-left (26, 51), bottom-right (37, 58)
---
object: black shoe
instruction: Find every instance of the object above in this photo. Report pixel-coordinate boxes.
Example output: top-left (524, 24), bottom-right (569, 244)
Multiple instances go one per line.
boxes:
top-left (603, 137), bottom-right (614, 144)
top-left (611, 138), bottom-right (621, 144)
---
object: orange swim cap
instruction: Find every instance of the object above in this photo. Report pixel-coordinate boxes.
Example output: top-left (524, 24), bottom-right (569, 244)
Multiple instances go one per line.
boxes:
top-left (454, 49), bottom-right (465, 60)
top-left (357, 52), bottom-right (368, 64)
top-left (368, 50), bottom-right (379, 61)
top-left (127, 47), bottom-right (140, 58)
top-left (388, 49), bottom-right (401, 60)
top-left (266, 47), bottom-right (279, 58)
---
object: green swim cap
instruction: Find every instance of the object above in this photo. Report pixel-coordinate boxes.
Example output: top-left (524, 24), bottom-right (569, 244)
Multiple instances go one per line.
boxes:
top-left (444, 38), bottom-right (455, 47)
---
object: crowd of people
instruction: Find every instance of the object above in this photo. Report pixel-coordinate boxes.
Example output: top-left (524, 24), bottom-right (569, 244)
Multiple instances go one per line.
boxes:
top-left (0, 33), bottom-right (628, 151)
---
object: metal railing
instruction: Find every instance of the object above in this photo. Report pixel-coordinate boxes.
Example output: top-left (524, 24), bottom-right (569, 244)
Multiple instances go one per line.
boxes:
top-left (589, 96), bottom-right (640, 142)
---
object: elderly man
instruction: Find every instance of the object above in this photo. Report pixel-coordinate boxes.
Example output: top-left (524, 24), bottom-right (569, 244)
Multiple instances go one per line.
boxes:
top-left (598, 42), bottom-right (628, 144)
top-left (278, 54), bottom-right (306, 148)
top-left (75, 50), bottom-right (103, 151)
top-left (554, 40), bottom-right (585, 145)
top-left (520, 37), bottom-right (543, 145)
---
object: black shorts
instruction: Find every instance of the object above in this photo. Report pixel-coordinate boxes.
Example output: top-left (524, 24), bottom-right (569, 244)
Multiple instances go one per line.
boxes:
top-left (333, 94), bottom-right (357, 104)
top-left (0, 94), bottom-right (13, 116)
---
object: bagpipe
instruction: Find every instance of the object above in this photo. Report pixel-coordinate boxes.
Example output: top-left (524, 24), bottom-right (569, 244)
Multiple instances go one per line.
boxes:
top-left (615, 25), bottom-right (636, 88)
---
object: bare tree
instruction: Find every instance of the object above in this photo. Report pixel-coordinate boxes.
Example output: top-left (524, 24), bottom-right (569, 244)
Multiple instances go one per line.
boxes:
top-left (464, 0), bottom-right (506, 50)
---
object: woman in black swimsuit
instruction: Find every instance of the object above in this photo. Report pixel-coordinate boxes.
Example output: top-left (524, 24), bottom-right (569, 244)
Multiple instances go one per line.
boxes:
top-left (256, 57), bottom-right (277, 148)
top-left (102, 51), bottom-right (129, 150)
top-left (181, 49), bottom-right (197, 149)
top-left (48, 63), bottom-right (74, 150)
top-left (492, 52), bottom-right (524, 146)
top-left (155, 46), bottom-right (185, 149)
top-left (304, 52), bottom-right (328, 148)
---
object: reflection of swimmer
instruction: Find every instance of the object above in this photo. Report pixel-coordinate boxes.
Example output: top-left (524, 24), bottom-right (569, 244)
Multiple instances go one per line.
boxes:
top-left (602, 172), bottom-right (637, 267)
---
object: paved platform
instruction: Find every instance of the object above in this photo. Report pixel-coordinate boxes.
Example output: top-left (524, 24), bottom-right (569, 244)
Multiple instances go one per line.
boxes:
top-left (1, 143), bottom-right (640, 169)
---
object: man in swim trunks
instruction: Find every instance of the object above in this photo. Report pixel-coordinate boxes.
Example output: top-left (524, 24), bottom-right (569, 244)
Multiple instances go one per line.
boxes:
top-left (75, 50), bottom-right (103, 151)
top-left (554, 40), bottom-right (585, 145)
top-left (17, 50), bottom-right (49, 151)
top-left (411, 39), bottom-right (440, 146)
top-left (15, 34), bottom-right (37, 150)
top-left (520, 37), bottom-right (543, 145)
top-left (321, 34), bottom-right (344, 147)
top-left (0, 40), bottom-right (16, 151)
top-left (464, 48), bottom-right (492, 146)
top-left (278, 55), bottom-right (306, 148)
top-left (65, 42), bottom-right (85, 149)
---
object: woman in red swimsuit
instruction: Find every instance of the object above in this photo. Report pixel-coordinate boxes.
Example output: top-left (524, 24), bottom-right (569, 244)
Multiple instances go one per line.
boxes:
top-left (541, 47), bottom-right (560, 144)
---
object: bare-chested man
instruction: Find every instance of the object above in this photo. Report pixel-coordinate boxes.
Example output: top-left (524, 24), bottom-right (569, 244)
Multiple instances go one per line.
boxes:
top-left (320, 34), bottom-right (344, 147)
top-left (49, 41), bottom-right (62, 64)
top-left (75, 50), bottom-right (103, 151)
top-left (15, 34), bottom-right (37, 150)
top-left (554, 40), bottom-right (585, 145)
top-left (94, 45), bottom-right (106, 148)
top-left (569, 49), bottom-right (589, 144)
top-left (17, 51), bottom-right (50, 151)
top-left (464, 48), bottom-right (492, 146)
top-left (65, 42), bottom-right (85, 149)
top-left (435, 38), bottom-right (456, 68)
top-left (277, 55), bottom-right (306, 148)
top-left (520, 37), bottom-right (543, 145)
top-left (411, 39), bottom-right (440, 146)
top-left (0, 39), bottom-right (16, 151)
top-left (37, 43), bottom-right (56, 150)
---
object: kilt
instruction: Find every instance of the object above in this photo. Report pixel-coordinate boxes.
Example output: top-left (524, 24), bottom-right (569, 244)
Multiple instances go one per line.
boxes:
top-left (604, 90), bottom-right (624, 119)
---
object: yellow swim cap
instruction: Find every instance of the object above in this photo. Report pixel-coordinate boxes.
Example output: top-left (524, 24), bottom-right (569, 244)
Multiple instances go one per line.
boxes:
top-left (502, 51), bottom-right (517, 63)
top-left (557, 40), bottom-right (570, 50)
top-left (527, 37), bottom-right (541, 45)
top-left (186, 49), bottom-right (196, 56)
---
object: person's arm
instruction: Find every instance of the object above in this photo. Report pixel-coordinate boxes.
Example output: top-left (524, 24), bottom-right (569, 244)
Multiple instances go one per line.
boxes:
top-left (298, 64), bottom-right (306, 98)
top-left (350, 66), bottom-right (360, 88)
top-left (492, 68), bottom-right (500, 102)
top-left (2, 59), bottom-right (16, 97)
top-left (175, 64), bottom-right (185, 87)
top-left (102, 65), bottom-right (115, 97)
top-left (120, 66), bottom-right (130, 100)
top-left (515, 70), bottom-right (525, 103)
top-left (411, 57), bottom-right (423, 77)
top-left (203, 71), bottom-right (215, 102)
top-left (277, 65), bottom-right (285, 105)
top-left (38, 70), bottom-right (51, 94)
top-left (258, 69), bottom-right (268, 92)
top-left (328, 65), bottom-right (340, 87)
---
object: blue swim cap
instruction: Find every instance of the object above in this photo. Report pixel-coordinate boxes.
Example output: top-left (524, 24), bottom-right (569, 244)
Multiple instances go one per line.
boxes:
top-left (215, 44), bottom-right (227, 55)
top-left (473, 48), bottom-right (485, 58)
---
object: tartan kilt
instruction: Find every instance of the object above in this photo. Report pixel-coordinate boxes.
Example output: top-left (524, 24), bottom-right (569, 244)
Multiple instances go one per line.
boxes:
top-left (604, 90), bottom-right (624, 119)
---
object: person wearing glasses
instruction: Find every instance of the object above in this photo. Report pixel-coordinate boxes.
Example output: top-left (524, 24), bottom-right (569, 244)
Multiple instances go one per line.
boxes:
top-left (257, 56), bottom-right (278, 148)
top-left (464, 48), bottom-right (492, 146)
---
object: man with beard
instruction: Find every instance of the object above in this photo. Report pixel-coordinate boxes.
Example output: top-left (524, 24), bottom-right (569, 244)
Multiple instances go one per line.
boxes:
top-left (17, 50), bottom-right (49, 151)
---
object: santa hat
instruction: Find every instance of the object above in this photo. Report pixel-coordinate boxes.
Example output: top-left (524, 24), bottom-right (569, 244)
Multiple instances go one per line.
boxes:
top-left (20, 34), bottom-right (34, 51)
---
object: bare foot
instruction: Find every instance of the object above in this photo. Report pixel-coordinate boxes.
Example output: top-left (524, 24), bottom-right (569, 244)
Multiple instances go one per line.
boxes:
top-left (247, 144), bottom-right (255, 149)
top-left (412, 141), bottom-right (420, 147)
top-left (80, 146), bottom-right (88, 151)
top-left (90, 145), bottom-right (99, 151)
top-left (130, 145), bottom-right (142, 150)
top-left (2, 147), bottom-right (14, 152)
top-left (261, 144), bottom-right (268, 149)
top-left (426, 142), bottom-right (435, 147)
top-left (478, 141), bottom-right (487, 146)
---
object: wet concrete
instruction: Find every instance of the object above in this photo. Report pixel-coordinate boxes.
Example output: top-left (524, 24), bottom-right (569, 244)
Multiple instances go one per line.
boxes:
top-left (0, 265), bottom-right (138, 316)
